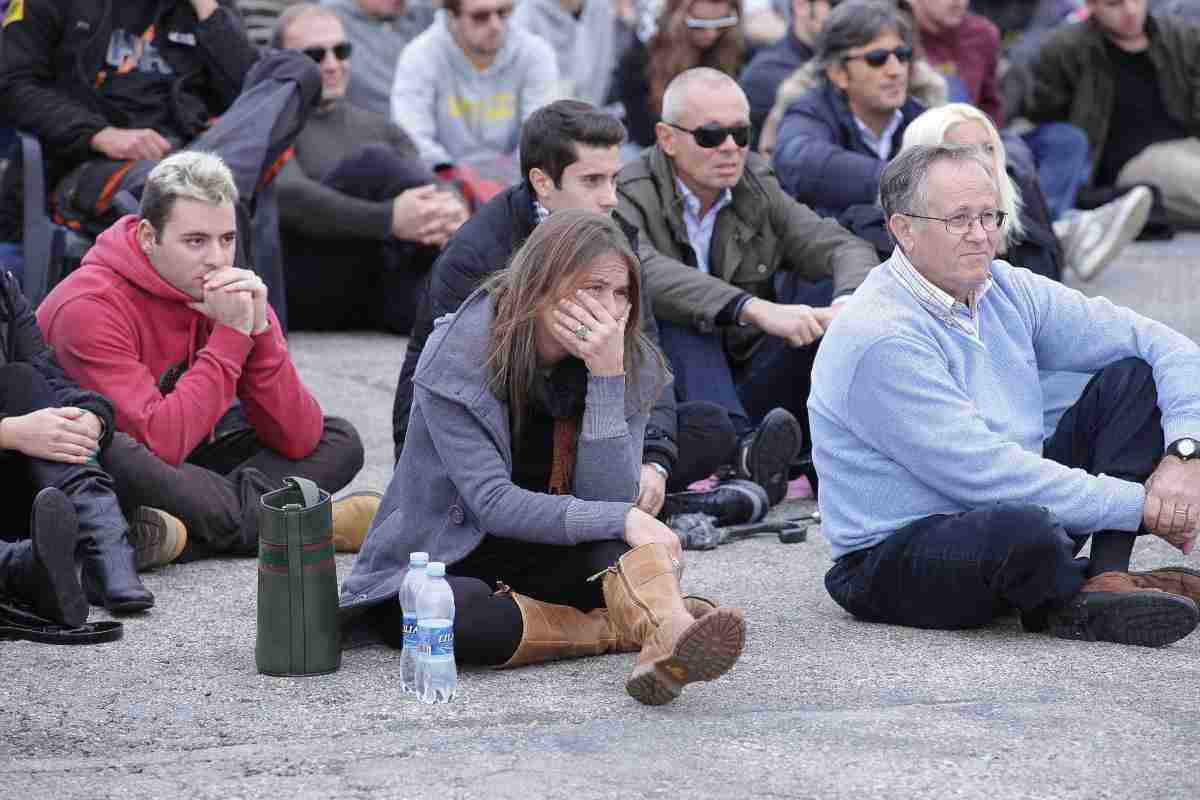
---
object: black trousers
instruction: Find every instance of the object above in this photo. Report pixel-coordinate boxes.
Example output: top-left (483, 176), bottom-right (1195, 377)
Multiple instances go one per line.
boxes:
top-left (370, 536), bottom-right (630, 666)
top-left (0, 363), bottom-right (131, 597)
top-left (100, 406), bottom-right (364, 559)
top-left (825, 357), bottom-right (1162, 631)
top-left (283, 144), bottom-right (441, 334)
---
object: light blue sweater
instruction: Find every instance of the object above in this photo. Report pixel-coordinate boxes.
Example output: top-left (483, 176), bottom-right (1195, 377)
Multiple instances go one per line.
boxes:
top-left (809, 252), bottom-right (1200, 560)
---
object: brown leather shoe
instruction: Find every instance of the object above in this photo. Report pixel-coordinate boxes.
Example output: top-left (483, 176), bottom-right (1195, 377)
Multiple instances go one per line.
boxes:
top-left (128, 507), bottom-right (187, 571)
top-left (331, 491), bottom-right (382, 553)
top-left (1127, 566), bottom-right (1200, 606)
top-left (1045, 571), bottom-right (1198, 647)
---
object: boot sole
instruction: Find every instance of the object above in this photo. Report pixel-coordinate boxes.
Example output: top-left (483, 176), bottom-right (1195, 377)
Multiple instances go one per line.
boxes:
top-left (1049, 592), bottom-right (1199, 648)
top-left (749, 409), bottom-right (803, 507)
top-left (129, 507), bottom-right (187, 571)
top-left (30, 489), bottom-right (89, 629)
top-left (626, 609), bottom-right (746, 706)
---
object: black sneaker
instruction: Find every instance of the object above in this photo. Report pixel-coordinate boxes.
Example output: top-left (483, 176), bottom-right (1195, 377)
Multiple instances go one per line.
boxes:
top-left (734, 408), bottom-right (803, 506)
top-left (661, 479), bottom-right (769, 527)
top-left (1045, 590), bottom-right (1199, 648)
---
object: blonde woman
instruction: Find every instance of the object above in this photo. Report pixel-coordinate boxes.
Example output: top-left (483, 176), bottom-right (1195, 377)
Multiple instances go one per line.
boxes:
top-left (900, 102), bottom-right (1151, 282)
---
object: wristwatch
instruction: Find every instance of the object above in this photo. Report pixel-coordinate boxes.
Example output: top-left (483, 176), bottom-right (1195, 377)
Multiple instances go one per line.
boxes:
top-left (1166, 437), bottom-right (1200, 460)
top-left (648, 462), bottom-right (670, 480)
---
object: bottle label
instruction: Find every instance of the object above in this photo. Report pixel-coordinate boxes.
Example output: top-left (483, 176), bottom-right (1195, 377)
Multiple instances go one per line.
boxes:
top-left (424, 624), bottom-right (454, 658)
top-left (402, 613), bottom-right (419, 649)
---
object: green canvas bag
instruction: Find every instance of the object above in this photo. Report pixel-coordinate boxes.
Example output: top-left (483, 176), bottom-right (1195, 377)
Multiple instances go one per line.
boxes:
top-left (256, 476), bottom-right (341, 676)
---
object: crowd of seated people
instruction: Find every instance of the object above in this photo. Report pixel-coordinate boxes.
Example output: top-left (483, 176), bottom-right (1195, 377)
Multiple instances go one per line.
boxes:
top-left (2, 0), bottom-right (1200, 673)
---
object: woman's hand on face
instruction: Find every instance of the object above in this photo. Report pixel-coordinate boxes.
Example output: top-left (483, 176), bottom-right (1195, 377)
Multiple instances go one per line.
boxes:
top-left (551, 290), bottom-right (627, 377)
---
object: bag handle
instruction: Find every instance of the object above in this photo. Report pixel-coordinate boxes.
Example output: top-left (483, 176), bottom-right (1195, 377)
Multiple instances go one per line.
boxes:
top-left (283, 476), bottom-right (322, 509)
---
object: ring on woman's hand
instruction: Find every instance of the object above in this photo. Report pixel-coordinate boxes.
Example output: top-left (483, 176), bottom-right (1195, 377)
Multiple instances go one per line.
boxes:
top-left (574, 324), bottom-right (590, 341)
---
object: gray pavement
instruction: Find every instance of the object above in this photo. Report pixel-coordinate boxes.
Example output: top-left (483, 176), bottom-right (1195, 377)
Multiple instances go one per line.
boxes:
top-left (4, 235), bottom-right (1200, 799)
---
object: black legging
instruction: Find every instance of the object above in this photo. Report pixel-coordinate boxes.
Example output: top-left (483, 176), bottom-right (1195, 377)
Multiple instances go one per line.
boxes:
top-left (370, 536), bottom-right (630, 665)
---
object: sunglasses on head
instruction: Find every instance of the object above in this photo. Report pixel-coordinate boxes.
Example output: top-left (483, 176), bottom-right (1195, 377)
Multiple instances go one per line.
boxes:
top-left (302, 42), bottom-right (353, 63)
top-left (685, 13), bottom-right (739, 29)
top-left (464, 4), bottom-right (513, 24)
top-left (843, 44), bottom-right (913, 68)
top-left (666, 121), bottom-right (751, 148)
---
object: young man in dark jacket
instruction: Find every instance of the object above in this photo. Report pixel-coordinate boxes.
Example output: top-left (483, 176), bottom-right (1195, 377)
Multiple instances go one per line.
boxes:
top-left (0, 270), bottom-right (159, 617)
top-left (393, 100), bottom-right (741, 517)
top-left (1027, 0), bottom-right (1200, 226)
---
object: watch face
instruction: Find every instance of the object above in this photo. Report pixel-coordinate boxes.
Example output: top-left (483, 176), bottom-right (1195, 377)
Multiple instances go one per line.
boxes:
top-left (1179, 439), bottom-right (1198, 458)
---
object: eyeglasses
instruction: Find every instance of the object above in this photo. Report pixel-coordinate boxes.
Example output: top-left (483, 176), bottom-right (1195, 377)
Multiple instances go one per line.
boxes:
top-left (665, 121), bottom-right (751, 148)
top-left (302, 42), bottom-right (353, 63)
top-left (843, 44), bottom-right (913, 68)
top-left (685, 14), bottom-right (739, 29)
top-left (902, 210), bottom-right (1008, 235)
top-left (463, 4), bottom-right (513, 24)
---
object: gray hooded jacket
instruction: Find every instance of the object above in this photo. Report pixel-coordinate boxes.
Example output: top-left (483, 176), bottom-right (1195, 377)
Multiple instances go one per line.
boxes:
top-left (512, 0), bottom-right (617, 107)
top-left (340, 288), bottom-right (666, 614)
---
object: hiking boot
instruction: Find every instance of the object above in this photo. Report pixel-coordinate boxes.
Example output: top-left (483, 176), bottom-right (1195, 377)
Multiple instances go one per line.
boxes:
top-left (331, 491), bottom-right (382, 553)
top-left (661, 479), bottom-right (769, 527)
top-left (733, 408), bottom-right (803, 506)
top-left (1054, 186), bottom-right (1151, 281)
top-left (128, 507), bottom-right (187, 571)
top-left (1044, 571), bottom-right (1198, 647)
top-left (602, 543), bottom-right (745, 705)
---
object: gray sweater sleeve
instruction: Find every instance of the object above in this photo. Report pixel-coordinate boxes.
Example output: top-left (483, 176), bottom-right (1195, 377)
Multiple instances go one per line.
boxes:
top-left (275, 156), bottom-right (394, 241)
top-left (572, 374), bottom-right (642, 503)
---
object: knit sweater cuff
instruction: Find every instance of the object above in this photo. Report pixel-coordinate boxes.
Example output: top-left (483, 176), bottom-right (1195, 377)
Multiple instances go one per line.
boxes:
top-left (564, 499), bottom-right (630, 545)
top-left (582, 374), bottom-right (627, 441)
top-left (1108, 479), bottom-right (1148, 533)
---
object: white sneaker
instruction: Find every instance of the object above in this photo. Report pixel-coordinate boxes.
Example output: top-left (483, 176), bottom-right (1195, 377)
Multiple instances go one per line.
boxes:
top-left (1056, 186), bottom-right (1153, 281)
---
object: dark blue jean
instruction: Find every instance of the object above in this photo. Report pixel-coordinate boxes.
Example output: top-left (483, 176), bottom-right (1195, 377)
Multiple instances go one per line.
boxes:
top-left (656, 278), bottom-right (833, 444)
top-left (1022, 122), bottom-right (1091, 221)
top-left (826, 357), bottom-right (1163, 630)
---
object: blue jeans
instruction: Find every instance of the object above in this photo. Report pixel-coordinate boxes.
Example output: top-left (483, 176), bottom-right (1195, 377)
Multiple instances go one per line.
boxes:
top-left (656, 278), bottom-right (833, 443)
top-left (1022, 122), bottom-right (1091, 220)
top-left (825, 357), bottom-right (1163, 630)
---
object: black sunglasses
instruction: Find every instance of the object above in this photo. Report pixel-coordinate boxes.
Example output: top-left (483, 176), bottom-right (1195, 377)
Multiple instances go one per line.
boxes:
top-left (843, 44), bottom-right (913, 68)
top-left (464, 4), bottom-right (513, 24)
top-left (302, 42), bottom-right (353, 63)
top-left (665, 121), bottom-right (751, 149)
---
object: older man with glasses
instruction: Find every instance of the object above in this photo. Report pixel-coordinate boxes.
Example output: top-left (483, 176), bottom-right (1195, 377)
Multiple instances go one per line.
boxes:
top-left (810, 143), bottom-right (1200, 648)
top-left (389, 0), bottom-right (559, 186)
top-left (615, 66), bottom-right (879, 505)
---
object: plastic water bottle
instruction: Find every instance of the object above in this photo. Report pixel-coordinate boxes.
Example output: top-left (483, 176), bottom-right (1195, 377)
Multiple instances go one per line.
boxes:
top-left (416, 561), bottom-right (457, 704)
top-left (399, 552), bottom-right (429, 695)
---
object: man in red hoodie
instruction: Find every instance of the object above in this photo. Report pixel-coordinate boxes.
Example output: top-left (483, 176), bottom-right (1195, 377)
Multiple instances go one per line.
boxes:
top-left (38, 152), bottom-right (378, 561)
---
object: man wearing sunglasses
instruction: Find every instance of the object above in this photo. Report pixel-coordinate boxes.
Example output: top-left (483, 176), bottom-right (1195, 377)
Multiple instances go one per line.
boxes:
top-left (274, 4), bottom-right (467, 334)
top-left (616, 67), bottom-right (879, 506)
top-left (771, 0), bottom-right (924, 230)
top-left (390, 0), bottom-right (559, 186)
top-left (812, 143), bottom-right (1200, 648)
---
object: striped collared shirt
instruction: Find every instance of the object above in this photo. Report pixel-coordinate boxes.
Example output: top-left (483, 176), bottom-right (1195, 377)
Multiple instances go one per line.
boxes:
top-left (887, 246), bottom-right (993, 341)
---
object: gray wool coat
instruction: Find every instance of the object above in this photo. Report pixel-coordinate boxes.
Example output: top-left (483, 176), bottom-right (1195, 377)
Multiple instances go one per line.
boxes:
top-left (340, 289), bottom-right (667, 616)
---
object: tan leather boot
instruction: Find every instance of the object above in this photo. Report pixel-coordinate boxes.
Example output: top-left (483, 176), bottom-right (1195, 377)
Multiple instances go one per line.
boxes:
top-left (1127, 566), bottom-right (1200, 606)
top-left (331, 491), bottom-right (382, 553)
top-left (496, 591), bottom-right (720, 668)
top-left (602, 543), bottom-right (745, 705)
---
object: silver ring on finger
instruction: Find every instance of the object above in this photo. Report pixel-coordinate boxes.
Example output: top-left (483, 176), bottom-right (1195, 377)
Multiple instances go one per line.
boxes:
top-left (574, 324), bottom-right (590, 341)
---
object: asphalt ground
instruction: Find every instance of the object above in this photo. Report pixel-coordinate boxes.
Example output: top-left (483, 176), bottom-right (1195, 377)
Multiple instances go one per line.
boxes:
top-left (3, 234), bottom-right (1200, 799)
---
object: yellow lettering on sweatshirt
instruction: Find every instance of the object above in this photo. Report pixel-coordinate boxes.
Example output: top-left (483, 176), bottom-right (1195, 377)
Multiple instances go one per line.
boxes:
top-left (446, 92), bottom-right (516, 123)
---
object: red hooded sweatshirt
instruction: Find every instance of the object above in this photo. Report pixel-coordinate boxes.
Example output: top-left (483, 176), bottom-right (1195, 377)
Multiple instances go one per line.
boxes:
top-left (37, 216), bottom-right (324, 467)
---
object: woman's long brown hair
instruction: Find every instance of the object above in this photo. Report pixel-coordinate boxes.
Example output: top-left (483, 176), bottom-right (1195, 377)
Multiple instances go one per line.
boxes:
top-left (482, 210), bottom-right (668, 444)
top-left (646, 0), bottom-right (745, 119)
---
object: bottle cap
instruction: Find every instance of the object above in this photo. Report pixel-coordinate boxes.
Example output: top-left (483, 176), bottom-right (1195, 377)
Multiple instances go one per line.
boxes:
top-left (426, 561), bottom-right (446, 577)
top-left (409, 551), bottom-right (429, 566)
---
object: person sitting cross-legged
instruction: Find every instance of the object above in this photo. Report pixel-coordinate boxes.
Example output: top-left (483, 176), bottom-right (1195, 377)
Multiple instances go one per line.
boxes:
top-left (811, 143), bottom-right (1200, 648)
top-left (37, 152), bottom-right (377, 562)
top-left (344, 210), bottom-right (746, 705)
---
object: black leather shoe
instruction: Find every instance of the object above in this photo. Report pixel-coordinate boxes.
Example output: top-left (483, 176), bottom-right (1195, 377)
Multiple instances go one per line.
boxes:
top-left (734, 408), bottom-right (803, 506)
top-left (81, 552), bottom-right (155, 613)
top-left (1045, 590), bottom-right (1199, 647)
top-left (27, 488), bottom-right (89, 628)
top-left (661, 479), bottom-right (769, 527)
